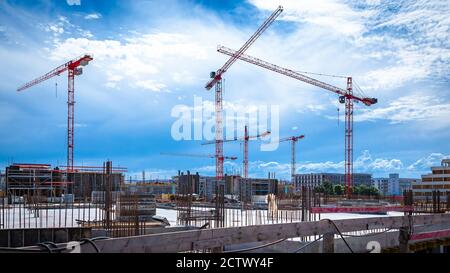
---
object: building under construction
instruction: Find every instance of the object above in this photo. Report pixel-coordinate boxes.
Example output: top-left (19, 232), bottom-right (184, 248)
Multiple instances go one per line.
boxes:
top-left (413, 159), bottom-right (450, 202)
top-left (4, 163), bottom-right (125, 202)
top-left (174, 171), bottom-right (277, 202)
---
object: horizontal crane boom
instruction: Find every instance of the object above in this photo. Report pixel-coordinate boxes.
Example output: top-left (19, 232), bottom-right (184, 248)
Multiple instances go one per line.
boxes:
top-left (201, 130), bottom-right (270, 145)
top-left (17, 54), bottom-right (93, 92)
top-left (217, 45), bottom-right (377, 106)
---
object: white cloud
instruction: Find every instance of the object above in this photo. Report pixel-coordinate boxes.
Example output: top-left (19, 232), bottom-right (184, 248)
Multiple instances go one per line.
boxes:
top-left (297, 104), bottom-right (328, 114)
top-left (253, 150), bottom-right (405, 178)
top-left (359, 1), bottom-right (450, 90)
top-left (407, 153), bottom-right (450, 171)
top-left (41, 16), bottom-right (96, 42)
top-left (66, 0), bottom-right (81, 6)
top-left (134, 80), bottom-right (167, 92)
top-left (84, 13), bottom-right (102, 20)
top-left (48, 31), bottom-right (212, 92)
top-left (60, 151), bottom-right (449, 180)
top-left (362, 64), bottom-right (427, 91)
top-left (249, 0), bottom-right (371, 36)
top-left (249, 0), bottom-right (449, 95)
top-left (353, 94), bottom-right (450, 126)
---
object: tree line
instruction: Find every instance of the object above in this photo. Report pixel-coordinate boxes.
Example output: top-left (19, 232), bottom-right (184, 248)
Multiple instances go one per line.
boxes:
top-left (313, 182), bottom-right (379, 196)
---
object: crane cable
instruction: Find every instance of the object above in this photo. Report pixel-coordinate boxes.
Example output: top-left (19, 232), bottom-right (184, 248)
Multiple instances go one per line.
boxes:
top-left (294, 70), bottom-right (348, 79)
top-left (353, 80), bottom-right (367, 98)
top-left (321, 218), bottom-right (354, 253)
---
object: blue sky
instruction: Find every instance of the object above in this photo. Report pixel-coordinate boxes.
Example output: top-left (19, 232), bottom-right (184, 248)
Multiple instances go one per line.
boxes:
top-left (0, 0), bottom-right (449, 180)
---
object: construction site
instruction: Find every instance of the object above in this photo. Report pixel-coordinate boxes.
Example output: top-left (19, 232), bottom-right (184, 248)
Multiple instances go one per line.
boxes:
top-left (1, 3), bottom-right (450, 255)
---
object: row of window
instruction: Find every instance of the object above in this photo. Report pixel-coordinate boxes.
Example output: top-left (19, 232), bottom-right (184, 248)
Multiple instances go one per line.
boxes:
top-left (432, 169), bottom-right (450, 174)
top-left (421, 177), bottom-right (450, 182)
top-left (414, 191), bottom-right (450, 196)
top-left (413, 184), bottom-right (450, 189)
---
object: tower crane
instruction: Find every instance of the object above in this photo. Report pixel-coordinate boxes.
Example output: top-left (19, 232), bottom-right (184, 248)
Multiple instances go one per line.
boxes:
top-left (204, 6), bottom-right (283, 183)
top-left (17, 54), bottom-right (93, 172)
top-left (201, 126), bottom-right (271, 178)
top-left (217, 45), bottom-right (377, 197)
top-left (279, 135), bottom-right (305, 184)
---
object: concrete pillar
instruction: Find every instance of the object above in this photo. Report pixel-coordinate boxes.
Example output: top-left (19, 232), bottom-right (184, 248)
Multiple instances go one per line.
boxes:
top-left (398, 227), bottom-right (410, 253)
top-left (323, 232), bottom-right (335, 253)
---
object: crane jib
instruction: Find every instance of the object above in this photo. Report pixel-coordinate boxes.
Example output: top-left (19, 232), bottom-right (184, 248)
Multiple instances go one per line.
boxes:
top-left (16, 54), bottom-right (93, 92)
top-left (217, 45), bottom-right (377, 106)
top-left (205, 6), bottom-right (283, 90)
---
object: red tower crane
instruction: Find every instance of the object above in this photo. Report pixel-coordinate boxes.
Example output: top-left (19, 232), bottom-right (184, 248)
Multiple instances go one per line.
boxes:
top-left (17, 54), bottom-right (93, 172)
top-left (279, 135), bottom-right (305, 184)
top-left (217, 46), bottom-right (378, 197)
top-left (201, 126), bottom-right (271, 178)
top-left (204, 6), bottom-right (283, 183)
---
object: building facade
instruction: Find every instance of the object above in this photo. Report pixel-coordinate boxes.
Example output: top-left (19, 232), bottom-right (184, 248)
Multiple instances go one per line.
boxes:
top-left (0, 171), bottom-right (5, 192)
top-left (412, 159), bottom-right (450, 201)
top-left (372, 177), bottom-right (389, 196)
top-left (239, 178), bottom-right (278, 203)
top-left (175, 172), bottom-right (277, 202)
top-left (294, 172), bottom-right (372, 191)
top-left (124, 182), bottom-right (176, 195)
top-left (4, 163), bottom-right (125, 201)
top-left (372, 173), bottom-right (419, 196)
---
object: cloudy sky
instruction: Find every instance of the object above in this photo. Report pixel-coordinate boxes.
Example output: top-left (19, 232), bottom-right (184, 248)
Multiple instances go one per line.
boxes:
top-left (0, 0), bottom-right (449, 180)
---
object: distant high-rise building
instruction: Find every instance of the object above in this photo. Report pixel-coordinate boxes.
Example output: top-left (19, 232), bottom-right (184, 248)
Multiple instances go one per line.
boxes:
top-left (372, 173), bottom-right (419, 196)
top-left (372, 177), bottom-right (389, 195)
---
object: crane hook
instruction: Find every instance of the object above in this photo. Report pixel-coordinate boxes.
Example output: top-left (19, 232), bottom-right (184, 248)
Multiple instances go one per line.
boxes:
top-left (337, 108), bottom-right (340, 127)
top-left (55, 76), bottom-right (58, 98)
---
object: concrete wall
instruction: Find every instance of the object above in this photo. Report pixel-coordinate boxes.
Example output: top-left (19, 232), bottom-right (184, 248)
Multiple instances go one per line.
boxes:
top-left (0, 227), bottom-right (92, 247)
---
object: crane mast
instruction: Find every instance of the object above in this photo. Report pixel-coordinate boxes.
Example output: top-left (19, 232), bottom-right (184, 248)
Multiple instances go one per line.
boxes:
top-left (280, 135), bottom-right (305, 184)
top-left (202, 126), bottom-right (270, 179)
top-left (217, 46), bottom-right (377, 197)
top-left (17, 54), bottom-right (93, 172)
top-left (243, 126), bottom-right (249, 179)
top-left (204, 6), bottom-right (283, 183)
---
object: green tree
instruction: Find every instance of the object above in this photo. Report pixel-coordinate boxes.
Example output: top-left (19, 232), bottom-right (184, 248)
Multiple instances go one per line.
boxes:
top-left (323, 182), bottom-right (334, 195)
top-left (314, 184), bottom-right (325, 193)
top-left (358, 184), bottom-right (368, 195)
top-left (367, 186), bottom-right (379, 196)
top-left (334, 184), bottom-right (343, 195)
